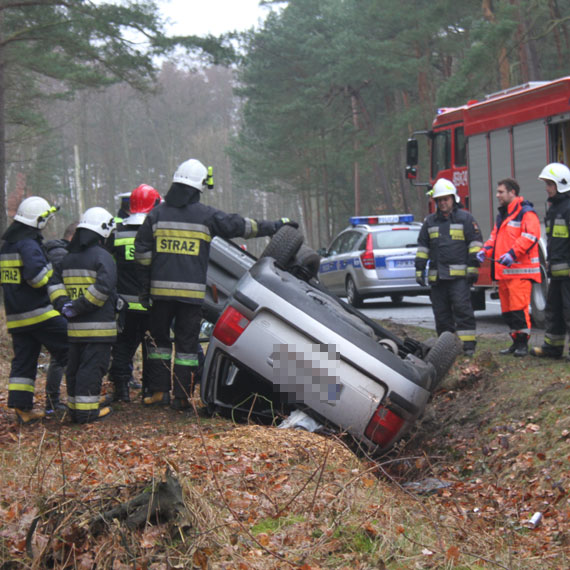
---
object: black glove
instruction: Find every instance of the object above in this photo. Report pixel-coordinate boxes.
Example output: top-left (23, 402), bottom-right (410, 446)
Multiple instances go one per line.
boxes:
top-left (416, 275), bottom-right (426, 287)
top-left (274, 217), bottom-right (299, 232)
top-left (467, 273), bottom-right (478, 285)
top-left (139, 292), bottom-right (152, 310)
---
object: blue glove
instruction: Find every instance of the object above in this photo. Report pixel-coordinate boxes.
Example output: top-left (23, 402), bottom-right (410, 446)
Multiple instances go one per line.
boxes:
top-left (476, 250), bottom-right (486, 264)
top-left (61, 302), bottom-right (78, 319)
top-left (498, 252), bottom-right (514, 267)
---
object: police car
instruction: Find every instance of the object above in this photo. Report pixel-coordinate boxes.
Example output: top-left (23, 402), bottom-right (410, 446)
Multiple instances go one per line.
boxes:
top-left (318, 214), bottom-right (429, 307)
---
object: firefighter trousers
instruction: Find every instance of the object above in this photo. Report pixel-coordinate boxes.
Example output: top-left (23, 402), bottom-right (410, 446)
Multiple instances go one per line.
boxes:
top-left (429, 279), bottom-right (476, 350)
top-left (108, 310), bottom-right (150, 391)
top-left (7, 315), bottom-right (68, 410)
top-left (543, 279), bottom-right (570, 355)
top-left (67, 342), bottom-right (112, 423)
top-left (498, 279), bottom-right (532, 334)
top-left (145, 300), bottom-right (201, 399)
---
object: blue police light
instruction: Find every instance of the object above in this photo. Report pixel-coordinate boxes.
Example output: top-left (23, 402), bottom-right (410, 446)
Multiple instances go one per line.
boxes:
top-left (350, 214), bottom-right (414, 226)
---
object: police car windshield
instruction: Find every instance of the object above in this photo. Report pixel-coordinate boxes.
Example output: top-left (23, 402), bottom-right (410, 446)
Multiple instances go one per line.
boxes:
top-left (372, 229), bottom-right (419, 249)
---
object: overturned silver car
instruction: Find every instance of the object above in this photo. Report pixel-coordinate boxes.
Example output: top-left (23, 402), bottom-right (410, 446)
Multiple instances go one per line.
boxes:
top-left (201, 227), bottom-right (460, 454)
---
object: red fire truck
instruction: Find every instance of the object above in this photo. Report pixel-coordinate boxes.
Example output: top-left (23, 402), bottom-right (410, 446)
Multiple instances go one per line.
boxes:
top-left (406, 76), bottom-right (570, 325)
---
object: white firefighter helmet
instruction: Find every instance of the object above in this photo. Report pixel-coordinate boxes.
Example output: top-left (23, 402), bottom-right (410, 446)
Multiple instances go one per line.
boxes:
top-left (431, 178), bottom-right (460, 203)
top-left (77, 207), bottom-right (115, 238)
top-left (172, 159), bottom-right (209, 191)
top-left (14, 196), bottom-right (59, 229)
top-left (538, 163), bottom-right (570, 193)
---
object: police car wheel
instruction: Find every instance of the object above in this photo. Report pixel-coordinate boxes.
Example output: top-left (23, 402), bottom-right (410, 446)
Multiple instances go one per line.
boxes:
top-left (390, 294), bottom-right (404, 305)
top-left (346, 276), bottom-right (364, 308)
top-left (260, 225), bottom-right (304, 267)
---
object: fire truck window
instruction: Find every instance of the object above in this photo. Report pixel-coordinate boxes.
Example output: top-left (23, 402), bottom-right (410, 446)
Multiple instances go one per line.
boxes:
top-left (431, 131), bottom-right (450, 178)
top-left (455, 127), bottom-right (467, 166)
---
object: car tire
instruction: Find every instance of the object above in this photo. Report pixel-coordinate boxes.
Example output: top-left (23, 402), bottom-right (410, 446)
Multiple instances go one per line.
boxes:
top-left (346, 276), bottom-right (364, 308)
top-left (425, 331), bottom-right (462, 388)
top-left (291, 244), bottom-right (321, 280)
top-left (260, 225), bottom-right (304, 267)
top-left (530, 258), bottom-right (547, 329)
top-left (390, 294), bottom-right (404, 305)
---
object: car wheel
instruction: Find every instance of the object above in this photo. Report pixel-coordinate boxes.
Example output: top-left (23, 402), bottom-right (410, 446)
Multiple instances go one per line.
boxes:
top-left (425, 331), bottom-right (462, 389)
top-left (290, 244), bottom-right (321, 280)
top-left (346, 276), bottom-right (364, 308)
top-left (530, 259), bottom-right (547, 329)
top-left (260, 225), bottom-right (304, 267)
top-left (390, 294), bottom-right (404, 305)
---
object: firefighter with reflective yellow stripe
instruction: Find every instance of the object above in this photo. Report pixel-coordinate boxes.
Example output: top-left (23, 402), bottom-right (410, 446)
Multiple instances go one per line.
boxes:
top-left (0, 197), bottom-right (68, 423)
top-left (106, 184), bottom-right (162, 403)
top-left (49, 207), bottom-right (117, 423)
top-left (135, 158), bottom-right (296, 410)
top-left (530, 163), bottom-right (570, 359)
top-left (415, 179), bottom-right (483, 356)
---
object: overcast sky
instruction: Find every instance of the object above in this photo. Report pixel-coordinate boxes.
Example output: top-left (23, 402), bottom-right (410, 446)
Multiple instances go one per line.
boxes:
top-left (157, 0), bottom-right (271, 36)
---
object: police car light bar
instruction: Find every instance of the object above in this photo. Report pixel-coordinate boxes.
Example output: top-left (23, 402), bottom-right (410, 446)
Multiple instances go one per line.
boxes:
top-left (350, 214), bottom-right (414, 226)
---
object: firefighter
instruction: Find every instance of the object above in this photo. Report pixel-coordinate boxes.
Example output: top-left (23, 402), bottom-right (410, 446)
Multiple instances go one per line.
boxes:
top-left (0, 197), bottom-right (68, 423)
top-left (48, 207), bottom-right (117, 423)
top-left (415, 179), bottom-right (483, 356)
top-left (135, 158), bottom-right (296, 410)
top-left (476, 178), bottom-right (541, 356)
top-left (43, 221), bottom-right (78, 412)
top-left (106, 184), bottom-right (162, 403)
top-left (530, 163), bottom-right (570, 359)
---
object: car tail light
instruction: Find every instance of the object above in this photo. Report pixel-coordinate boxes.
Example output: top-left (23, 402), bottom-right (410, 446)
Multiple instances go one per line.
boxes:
top-left (365, 405), bottom-right (405, 447)
top-left (212, 306), bottom-right (251, 346)
top-left (360, 234), bottom-right (375, 269)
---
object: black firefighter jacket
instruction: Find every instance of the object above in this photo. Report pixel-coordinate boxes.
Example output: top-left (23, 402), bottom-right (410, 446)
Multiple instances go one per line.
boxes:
top-left (544, 192), bottom-right (570, 280)
top-left (48, 232), bottom-right (117, 343)
top-left (415, 206), bottom-right (483, 283)
top-left (0, 223), bottom-right (59, 332)
top-left (135, 193), bottom-right (277, 304)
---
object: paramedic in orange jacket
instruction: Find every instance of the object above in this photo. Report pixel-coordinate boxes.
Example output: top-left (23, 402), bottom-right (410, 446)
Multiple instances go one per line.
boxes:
top-left (477, 178), bottom-right (541, 356)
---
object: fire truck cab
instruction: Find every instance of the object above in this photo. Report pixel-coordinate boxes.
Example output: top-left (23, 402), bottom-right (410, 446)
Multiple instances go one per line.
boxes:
top-left (406, 76), bottom-right (570, 326)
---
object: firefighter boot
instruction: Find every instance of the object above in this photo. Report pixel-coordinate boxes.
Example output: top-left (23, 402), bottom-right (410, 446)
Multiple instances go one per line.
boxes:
top-left (513, 333), bottom-right (529, 357)
top-left (113, 379), bottom-right (130, 403)
top-left (45, 393), bottom-right (67, 414)
top-left (529, 345), bottom-right (562, 358)
top-left (171, 397), bottom-right (191, 411)
top-left (499, 333), bottom-right (517, 355)
top-left (15, 408), bottom-right (46, 424)
top-left (143, 392), bottom-right (170, 406)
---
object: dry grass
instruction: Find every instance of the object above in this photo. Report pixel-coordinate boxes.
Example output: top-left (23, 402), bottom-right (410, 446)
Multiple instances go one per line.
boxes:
top-left (0, 315), bottom-right (568, 569)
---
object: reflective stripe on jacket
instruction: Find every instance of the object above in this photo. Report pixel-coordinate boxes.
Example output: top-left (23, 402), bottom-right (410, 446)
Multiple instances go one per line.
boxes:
top-left (544, 193), bottom-right (570, 280)
top-left (0, 238), bottom-right (59, 331)
top-left (482, 196), bottom-right (541, 282)
top-left (415, 206), bottom-right (483, 282)
top-left (135, 200), bottom-right (277, 304)
top-left (108, 222), bottom-right (146, 311)
top-left (49, 244), bottom-right (117, 342)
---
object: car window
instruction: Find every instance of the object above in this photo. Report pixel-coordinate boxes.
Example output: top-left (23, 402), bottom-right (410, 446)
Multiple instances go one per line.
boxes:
top-left (343, 231), bottom-right (363, 253)
top-left (328, 234), bottom-right (347, 256)
top-left (373, 229), bottom-right (419, 249)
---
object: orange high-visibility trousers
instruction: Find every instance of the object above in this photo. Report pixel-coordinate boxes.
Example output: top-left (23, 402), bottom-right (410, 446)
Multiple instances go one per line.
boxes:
top-left (498, 279), bottom-right (532, 333)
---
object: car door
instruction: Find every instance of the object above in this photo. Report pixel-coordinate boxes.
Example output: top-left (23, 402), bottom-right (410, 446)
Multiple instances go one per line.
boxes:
top-left (319, 232), bottom-right (351, 293)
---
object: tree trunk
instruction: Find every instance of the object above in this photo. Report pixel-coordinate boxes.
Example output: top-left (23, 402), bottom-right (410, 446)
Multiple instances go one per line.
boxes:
top-left (0, 9), bottom-right (6, 236)
top-left (482, 0), bottom-right (510, 88)
top-left (350, 93), bottom-right (361, 216)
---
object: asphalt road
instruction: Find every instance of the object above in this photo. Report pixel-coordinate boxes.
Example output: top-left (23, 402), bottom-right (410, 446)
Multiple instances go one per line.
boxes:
top-left (357, 291), bottom-right (546, 346)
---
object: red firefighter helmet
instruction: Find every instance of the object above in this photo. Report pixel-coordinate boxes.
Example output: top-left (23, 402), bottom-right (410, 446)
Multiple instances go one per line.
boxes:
top-left (129, 184), bottom-right (161, 214)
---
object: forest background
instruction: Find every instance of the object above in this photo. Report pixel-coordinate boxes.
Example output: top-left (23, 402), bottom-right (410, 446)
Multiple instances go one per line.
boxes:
top-left (1, 0), bottom-right (569, 254)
